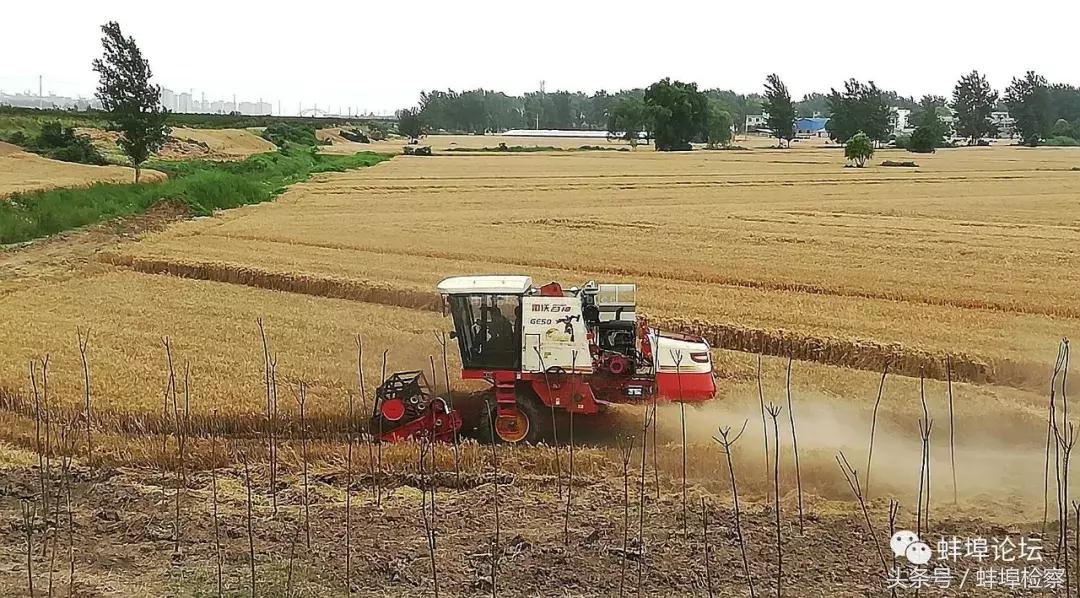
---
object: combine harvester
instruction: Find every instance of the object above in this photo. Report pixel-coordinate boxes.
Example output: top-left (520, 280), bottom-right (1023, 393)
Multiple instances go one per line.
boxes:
top-left (372, 275), bottom-right (716, 443)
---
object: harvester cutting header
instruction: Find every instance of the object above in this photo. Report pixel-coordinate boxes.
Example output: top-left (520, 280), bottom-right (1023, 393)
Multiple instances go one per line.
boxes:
top-left (373, 275), bottom-right (717, 443)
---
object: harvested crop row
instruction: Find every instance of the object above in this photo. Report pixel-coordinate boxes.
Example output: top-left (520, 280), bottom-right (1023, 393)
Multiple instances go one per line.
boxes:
top-left (103, 252), bottom-right (1048, 388)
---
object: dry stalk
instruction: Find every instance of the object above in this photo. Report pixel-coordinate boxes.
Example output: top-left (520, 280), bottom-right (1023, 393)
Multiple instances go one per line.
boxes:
top-left (257, 319), bottom-right (277, 514)
top-left (419, 439), bottom-right (439, 598)
top-left (715, 420), bottom-right (755, 598)
top-left (379, 349), bottom-right (389, 507)
top-left (888, 500), bottom-right (900, 598)
top-left (865, 362), bottom-right (888, 498)
top-left (488, 412), bottom-right (500, 598)
top-left (356, 335), bottom-right (378, 504)
top-left (1054, 421), bottom-right (1075, 594)
top-left (210, 409), bottom-right (223, 598)
top-left (837, 451), bottom-right (889, 574)
top-left (435, 331), bottom-right (461, 483)
top-left (31, 361), bottom-right (46, 515)
top-left (59, 423), bottom-right (75, 598)
top-left (757, 353), bottom-right (770, 502)
top-left (636, 406), bottom-right (650, 598)
top-left (42, 355), bottom-right (52, 522)
top-left (242, 452), bottom-right (256, 598)
top-left (427, 355), bottom-right (440, 535)
top-left (785, 355), bottom-right (804, 535)
top-left (1045, 342), bottom-right (1068, 535)
top-left (565, 352), bottom-right (577, 546)
top-left (766, 402), bottom-right (783, 598)
top-left (916, 416), bottom-right (934, 538)
top-left (674, 351), bottom-right (688, 539)
top-left (22, 499), bottom-right (35, 598)
top-left (160, 339), bottom-right (176, 517)
top-left (651, 388), bottom-right (659, 502)
top-left (701, 497), bottom-right (714, 598)
top-left (534, 348), bottom-right (563, 498)
top-left (345, 391), bottom-right (354, 597)
top-left (946, 356), bottom-right (957, 505)
top-left (76, 327), bottom-right (93, 474)
top-left (618, 435), bottom-right (635, 598)
top-left (173, 361), bottom-right (191, 557)
top-left (295, 381), bottom-right (312, 549)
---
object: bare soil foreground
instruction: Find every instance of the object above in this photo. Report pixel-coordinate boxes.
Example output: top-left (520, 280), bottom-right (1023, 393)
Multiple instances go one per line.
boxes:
top-left (0, 440), bottom-right (1056, 597)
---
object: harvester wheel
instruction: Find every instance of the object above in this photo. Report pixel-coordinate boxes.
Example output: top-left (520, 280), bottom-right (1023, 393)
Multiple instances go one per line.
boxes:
top-left (477, 391), bottom-right (546, 444)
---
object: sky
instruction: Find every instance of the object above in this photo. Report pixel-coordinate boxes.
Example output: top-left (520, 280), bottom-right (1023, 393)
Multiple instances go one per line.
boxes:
top-left (3, 0), bottom-right (1078, 116)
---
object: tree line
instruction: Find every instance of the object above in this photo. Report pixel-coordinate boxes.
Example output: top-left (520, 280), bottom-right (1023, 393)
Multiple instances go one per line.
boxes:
top-left (399, 71), bottom-right (1080, 151)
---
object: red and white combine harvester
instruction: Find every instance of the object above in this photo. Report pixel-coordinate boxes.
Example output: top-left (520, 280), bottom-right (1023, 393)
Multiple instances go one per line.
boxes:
top-left (372, 275), bottom-right (716, 443)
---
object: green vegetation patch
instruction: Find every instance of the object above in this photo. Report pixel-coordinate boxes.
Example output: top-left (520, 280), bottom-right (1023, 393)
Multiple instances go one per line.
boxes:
top-left (0, 148), bottom-right (389, 244)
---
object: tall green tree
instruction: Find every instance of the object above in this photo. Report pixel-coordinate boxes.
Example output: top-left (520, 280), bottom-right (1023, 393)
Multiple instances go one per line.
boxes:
top-left (795, 92), bottom-right (830, 117)
top-left (705, 102), bottom-right (733, 148)
top-left (910, 95), bottom-right (948, 126)
top-left (826, 79), bottom-right (893, 145)
top-left (1005, 70), bottom-right (1051, 147)
top-left (951, 70), bottom-right (998, 145)
top-left (908, 107), bottom-right (951, 153)
top-left (606, 97), bottom-right (650, 147)
top-left (643, 78), bottom-right (709, 151)
top-left (395, 107), bottom-right (426, 139)
top-left (762, 73), bottom-right (796, 147)
top-left (92, 21), bottom-right (170, 182)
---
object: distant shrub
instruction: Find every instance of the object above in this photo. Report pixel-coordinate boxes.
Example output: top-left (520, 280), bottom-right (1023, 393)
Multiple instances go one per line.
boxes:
top-left (22, 121), bottom-right (107, 165)
top-left (261, 123), bottom-right (320, 147)
top-left (881, 160), bottom-right (919, 167)
top-left (5, 131), bottom-right (28, 145)
top-left (844, 132), bottom-right (874, 167)
top-left (1044, 136), bottom-right (1080, 147)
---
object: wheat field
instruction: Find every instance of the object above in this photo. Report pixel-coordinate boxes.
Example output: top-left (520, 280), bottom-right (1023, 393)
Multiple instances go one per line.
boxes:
top-left (0, 142), bottom-right (163, 197)
top-left (1, 141), bottom-right (1078, 507)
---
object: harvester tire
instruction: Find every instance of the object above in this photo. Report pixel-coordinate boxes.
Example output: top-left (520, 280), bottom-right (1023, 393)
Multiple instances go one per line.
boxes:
top-left (476, 390), bottom-right (547, 444)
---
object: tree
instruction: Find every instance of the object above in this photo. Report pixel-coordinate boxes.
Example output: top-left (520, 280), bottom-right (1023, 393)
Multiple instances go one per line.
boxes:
top-left (396, 107), bottom-right (426, 139)
top-left (844, 132), bottom-right (874, 167)
top-left (910, 95), bottom-right (948, 127)
top-left (1005, 71), bottom-right (1051, 147)
top-left (908, 100), bottom-right (952, 153)
top-left (951, 70), bottom-right (998, 145)
top-left (1052, 118), bottom-right (1074, 138)
top-left (92, 21), bottom-right (170, 183)
top-left (795, 92), bottom-right (830, 117)
top-left (826, 80), bottom-right (893, 145)
top-left (762, 74), bottom-right (795, 147)
top-left (607, 97), bottom-right (649, 147)
top-left (643, 78), bottom-right (709, 151)
top-left (705, 103), bottom-right (733, 148)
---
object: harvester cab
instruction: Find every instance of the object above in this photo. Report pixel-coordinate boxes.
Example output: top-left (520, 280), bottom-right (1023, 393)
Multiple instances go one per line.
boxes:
top-left (373, 275), bottom-right (716, 443)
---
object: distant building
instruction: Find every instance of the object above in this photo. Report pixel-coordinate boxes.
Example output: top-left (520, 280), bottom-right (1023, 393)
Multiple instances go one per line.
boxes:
top-left (795, 117), bottom-right (829, 137)
top-left (178, 92), bottom-right (193, 113)
top-left (990, 111), bottom-right (1015, 138)
top-left (892, 108), bottom-right (911, 135)
top-left (160, 88), bottom-right (178, 111)
top-left (745, 113), bottom-right (768, 131)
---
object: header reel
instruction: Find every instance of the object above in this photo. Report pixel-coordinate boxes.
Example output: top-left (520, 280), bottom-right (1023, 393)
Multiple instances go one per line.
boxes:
top-left (371, 370), bottom-right (461, 442)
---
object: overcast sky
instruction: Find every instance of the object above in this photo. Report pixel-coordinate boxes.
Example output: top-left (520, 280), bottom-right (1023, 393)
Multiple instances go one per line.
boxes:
top-left (4, 0), bottom-right (1077, 115)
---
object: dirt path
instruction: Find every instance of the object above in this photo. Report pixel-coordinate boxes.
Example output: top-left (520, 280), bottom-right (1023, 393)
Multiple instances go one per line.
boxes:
top-left (0, 201), bottom-right (189, 295)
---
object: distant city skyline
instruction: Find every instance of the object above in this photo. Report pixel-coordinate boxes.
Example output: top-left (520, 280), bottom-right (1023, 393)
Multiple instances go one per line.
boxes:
top-left (0, 76), bottom-right (392, 117)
